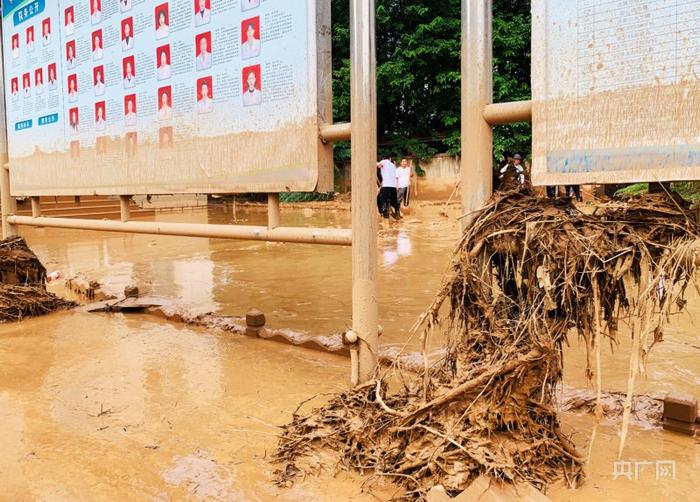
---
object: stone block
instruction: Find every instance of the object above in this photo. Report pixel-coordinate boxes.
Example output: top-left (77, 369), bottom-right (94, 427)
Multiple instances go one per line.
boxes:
top-left (664, 393), bottom-right (698, 423)
top-left (663, 417), bottom-right (698, 437)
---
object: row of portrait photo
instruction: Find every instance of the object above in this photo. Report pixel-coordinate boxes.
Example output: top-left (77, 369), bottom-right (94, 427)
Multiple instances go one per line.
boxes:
top-left (65, 63), bottom-right (261, 137)
top-left (10, 64), bottom-right (58, 100)
top-left (65, 0), bottom-right (262, 36)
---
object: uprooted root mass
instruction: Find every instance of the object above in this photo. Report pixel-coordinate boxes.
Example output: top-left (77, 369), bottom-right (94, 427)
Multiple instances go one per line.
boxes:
top-left (0, 236), bottom-right (75, 322)
top-left (274, 189), bottom-right (699, 499)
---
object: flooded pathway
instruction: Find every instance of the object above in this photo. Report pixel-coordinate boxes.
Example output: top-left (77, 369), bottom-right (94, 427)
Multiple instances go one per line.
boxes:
top-left (0, 204), bottom-right (697, 500)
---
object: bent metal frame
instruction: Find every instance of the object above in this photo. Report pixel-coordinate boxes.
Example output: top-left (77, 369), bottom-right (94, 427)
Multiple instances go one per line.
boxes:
top-left (0, 0), bottom-right (529, 385)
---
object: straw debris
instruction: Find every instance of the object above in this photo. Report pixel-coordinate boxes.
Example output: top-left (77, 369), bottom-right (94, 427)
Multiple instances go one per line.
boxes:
top-left (274, 188), bottom-right (699, 499)
top-left (0, 236), bottom-right (75, 322)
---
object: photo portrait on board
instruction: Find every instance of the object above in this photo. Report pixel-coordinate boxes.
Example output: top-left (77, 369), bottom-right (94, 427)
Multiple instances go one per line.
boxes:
top-left (158, 86), bottom-right (172, 120)
top-left (94, 101), bottom-right (107, 132)
top-left (124, 94), bottom-right (137, 127)
top-left (64, 6), bottom-right (75, 35)
top-left (156, 45), bottom-right (171, 80)
top-left (22, 73), bottom-right (31, 97)
top-left (42, 18), bottom-right (51, 46)
top-left (92, 30), bottom-right (103, 60)
top-left (123, 55), bottom-right (136, 88)
top-left (11, 34), bottom-right (19, 59)
top-left (26, 26), bottom-right (35, 52)
top-left (34, 68), bottom-right (43, 95)
top-left (159, 126), bottom-right (173, 148)
top-left (241, 0), bottom-right (260, 12)
top-left (93, 65), bottom-right (105, 96)
top-left (122, 17), bottom-right (134, 51)
top-left (241, 16), bottom-right (260, 60)
top-left (91, 0), bottom-right (102, 25)
top-left (125, 131), bottom-right (137, 156)
top-left (66, 40), bottom-right (77, 69)
top-left (69, 107), bottom-right (79, 136)
top-left (194, 0), bottom-right (211, 26)
top-left (195, 32), bottom-right (212, 70)
top-left (48, 63), bottom-right (57, 90)
top-left (196, 76), bottom-right (213, 114)
top-left (242, 64), bottom-right (262, 106)
top-left (11, 78), bottom-right (19, 101)
top-left (155, 3), bottom-right (169, 40)
top-left (67, 74), bottom-right (78, 102)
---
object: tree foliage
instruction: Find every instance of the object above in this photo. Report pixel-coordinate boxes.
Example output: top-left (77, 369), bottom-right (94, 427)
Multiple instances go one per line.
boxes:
top-left (331, 0), bottom-right (531, 165)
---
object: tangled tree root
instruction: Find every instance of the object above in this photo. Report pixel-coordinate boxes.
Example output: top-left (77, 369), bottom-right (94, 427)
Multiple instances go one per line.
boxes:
top-left (274, 189), bottom-right (700, 499)
top-left (0, 236), bottom-right (75, 322)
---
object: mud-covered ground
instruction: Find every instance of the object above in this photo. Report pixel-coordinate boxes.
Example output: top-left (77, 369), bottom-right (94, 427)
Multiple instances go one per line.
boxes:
top-left (0, 204), bottom-right (697, 500)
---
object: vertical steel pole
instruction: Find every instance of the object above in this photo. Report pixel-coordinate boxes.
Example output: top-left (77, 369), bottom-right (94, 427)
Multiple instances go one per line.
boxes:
top-left (119, 195), bottom-right (131, 222)
top-left (267, 193), bottom-right (280, 229)
top-left (461, 0), bottom-right (493, 227)
top-left (351, 0), bottom-right (378, 383)
top-left (1, 164), bottom-right (17, 238)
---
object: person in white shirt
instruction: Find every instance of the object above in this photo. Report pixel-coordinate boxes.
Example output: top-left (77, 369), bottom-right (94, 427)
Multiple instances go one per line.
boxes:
top-left (155, 10), bottom-right (169, 39)
top-left (242, 69), bottom-right (262, 106)
top-left (95, 106), bottom-right (106, 132)
top-left (26, 29), bottom-right (35, 52)
top-left (93, 33), bottom-right (103, 60)
top-left (120, 0), bottom-right (132, 12)
top-left (241, 22), bottom-right (260, 60)
top-left (68, 78), bottom-right (78, 102)
top-left (66, 44), bottom-right (76, 69)
top-left (158, 91), bottom-right (172, 121)
top-left (124, 99), bottom-right (137, 126)
top-left (94, 69), bottom-right (105, 96)
top-left (197, 82), bottom-right (213, 113)
top-left (42, 22), bottom-right (51, 46)
top-left (122, 22), bottom-right (134, 51)
top-left (23, 80), bottom-right (31, 98)
top-left (195, 37), bottom-right (212, 70)
top-left (123, 61), bottom-right (135, 88)
top-left (11, 80), bottom-right (19, 101)
top-left (396, 157), bottom-right (413, 207)
top-left (156, 50), bottom-right (170, 80)
top-left (377, 157), bottom-right (401, 219)
top-left (91, 0), bottom-right (102, 25)
top-left (65, 10), bottom-right (75, 35)
top-left (48, 68), bottom-right (57, 90)
top-left (241, 0), bottom-right (260, 12)
top-left (69, 110), bottom-right (79, 135)
top-left (11, 37), bottom-right (19, 59)
top-left (195, 0), bottom-right (211, 26)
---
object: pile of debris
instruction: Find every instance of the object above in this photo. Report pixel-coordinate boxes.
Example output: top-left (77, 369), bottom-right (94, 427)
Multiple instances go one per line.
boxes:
top-left (0, 236), bottom-right (75, 322)
top-left (274, 188), bottom-right (699, 499)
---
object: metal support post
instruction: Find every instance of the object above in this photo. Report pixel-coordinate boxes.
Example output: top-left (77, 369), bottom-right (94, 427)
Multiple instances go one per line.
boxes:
top-left (461, 0), bottom-right (493, 227)
top-left (30, 196), bottom-right (41, 217)
top-left (1, 164), bottom-right (17, 238)
top-left (350, 0), bottom-right (378, 383)
top-left (119, 195), bottom-right (131, 222)
top-left (267, 193), bottom-right (280, 229)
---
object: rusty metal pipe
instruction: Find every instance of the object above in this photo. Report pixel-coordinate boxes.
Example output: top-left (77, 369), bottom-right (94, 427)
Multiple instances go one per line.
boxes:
top-left (7, 215), bottom-right (352, 246)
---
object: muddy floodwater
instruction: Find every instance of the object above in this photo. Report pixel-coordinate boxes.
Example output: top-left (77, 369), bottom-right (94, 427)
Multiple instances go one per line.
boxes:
top-left (0, 204), bottom-right (698, 500)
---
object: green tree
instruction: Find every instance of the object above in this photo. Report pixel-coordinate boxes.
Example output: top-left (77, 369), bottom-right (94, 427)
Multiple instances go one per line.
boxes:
top-left (331, 0), bottom-right (531, 165)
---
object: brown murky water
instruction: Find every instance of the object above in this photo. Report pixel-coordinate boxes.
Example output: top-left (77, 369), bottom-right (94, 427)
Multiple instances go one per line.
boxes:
top-left (0, 204), bottom-right (697, 500)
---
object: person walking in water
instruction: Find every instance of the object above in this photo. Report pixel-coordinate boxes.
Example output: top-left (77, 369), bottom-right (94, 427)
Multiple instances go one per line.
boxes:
top-left (396, 158), bottom-right (413, 207)
top-left (377, 156), bottom-right (401, 219)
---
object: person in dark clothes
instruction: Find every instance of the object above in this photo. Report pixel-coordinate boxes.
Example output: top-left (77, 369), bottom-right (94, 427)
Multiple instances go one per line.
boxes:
top-left (376, 156), bottom-right (401, 219)
top-left (565, 184), bottom-right (583, 202)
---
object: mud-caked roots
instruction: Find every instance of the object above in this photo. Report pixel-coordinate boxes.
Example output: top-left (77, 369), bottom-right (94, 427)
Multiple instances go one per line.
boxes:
top-left (0, 236), bottom-right (75, 322)
top-left (274, 189), bottom-right (699, 499)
